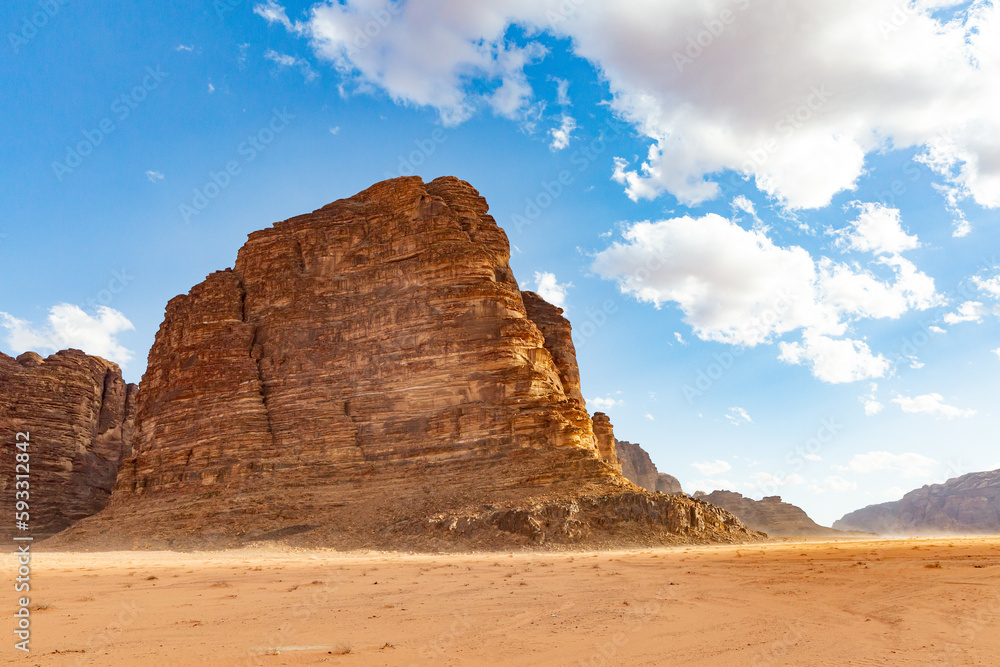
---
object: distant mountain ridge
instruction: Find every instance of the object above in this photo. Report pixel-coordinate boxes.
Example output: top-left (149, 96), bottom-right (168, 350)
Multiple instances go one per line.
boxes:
top-left (614, 440), bottom-right (684, 494)
top-left (834, 469), bottom-right (1000, 535)
top-left (694, 490), bottom-right (852, 537)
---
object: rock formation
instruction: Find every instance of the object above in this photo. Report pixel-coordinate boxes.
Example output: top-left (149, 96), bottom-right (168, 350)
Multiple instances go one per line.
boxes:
top-left (0, 349), bottom-right (136, 538)
top-left (55, 176), bottom-right (761, 550)
top-left (834, 470), bottom-right (1000, 535)
top-left (694, 490), bottom-right (848, 537)
top-left (615, 439), bottom-right (684, 495)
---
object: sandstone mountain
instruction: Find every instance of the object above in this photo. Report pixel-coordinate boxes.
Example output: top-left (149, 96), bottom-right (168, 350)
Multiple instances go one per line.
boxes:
top-left (834, 470), bottom-right (1000, 535)
top-left (694, 490), bottom-right (848, 537)
top-left (0, 349), bottom-right (136, 538)
top-left (615, 439), bottom-right (683, 495)
top-left (55, 176), bottom-right (760, 550)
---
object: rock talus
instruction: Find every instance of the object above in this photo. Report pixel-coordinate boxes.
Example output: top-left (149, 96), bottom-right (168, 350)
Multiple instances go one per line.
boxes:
top-left (0, 349), bottom-right (136, 538)
top-left (55, 176), bottom-right (760, 549)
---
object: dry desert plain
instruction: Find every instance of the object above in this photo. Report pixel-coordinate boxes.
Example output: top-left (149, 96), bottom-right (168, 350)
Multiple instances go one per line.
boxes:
top-left (4, 537), bottom-right (1000, 666)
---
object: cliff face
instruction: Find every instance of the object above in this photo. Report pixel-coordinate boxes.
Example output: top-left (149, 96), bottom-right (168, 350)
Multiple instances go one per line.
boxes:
top-left (834, 470), bottom-right (1000, 535)
top-left (56, 176), bottom-right (759, 549)
top-left (0, 349), bottom-right (136, 538)
top-left (615, 440), bottom-right (683, 494)
top-left (694, 490), bottom-right (844, 537)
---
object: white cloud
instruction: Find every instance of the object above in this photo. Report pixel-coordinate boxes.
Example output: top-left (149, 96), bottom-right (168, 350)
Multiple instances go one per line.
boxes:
top-left (589, 394), bottom-right (622, 410)
top-left (804, 453), bottom-right (823, 462)
top-left (994, 347), bottom-right (1000, 359)
top-left (943, 300), bottom-right (987, 324)
top-left (264, 49), bottom-right (319, 82)
top-left (929, 325), bottom-right (947, 334)
top-left (673, 331), bottom-right (687, 345)
top-left (261, 0), bottom-right (1000, 218)
top-left (891, 393), bottom-right (976, 419)
top-left (254, 0), bottom-right (294, 30)
top-left (839, 451), bottom-right (940, 478)
top-left (880, 486), bottom-right (905, 499)
top-left (553, 77), bottom-right (571, 106)
top-left (972, 273), bottom-right (1000, 299)
top-left (208, 81), bottom-right (215, 94)
top-left (592, 211), bottom-right (940, 383)
top-left (329, 126), bottom-right (341, 135)
top-left (779, 335), bottom-right (890, 384)
top-left (175, 44), bottom-right (194, 52)
top-left (548, 114), bottom-right (576, 151)
top-left (691, 459), bottom-right (732, 476)
top-left (725, 406), bottom-right (752, 426)
top-left (732, 195), bottom-right (756, 217)
top-left (807, 476), bottom-right (858, 494)
top-left (644, 413), bottom-right (655, 421)
top-left (0, 305), bottom-right (135, 368)
top-left (145, 170), bottom-right (164, 182)
top-left (862, 383), bottom-right (885, 416)
top-left (533, 271), bottom-right (570, 309)
top-left (833, 203), bottom-right (920, 255)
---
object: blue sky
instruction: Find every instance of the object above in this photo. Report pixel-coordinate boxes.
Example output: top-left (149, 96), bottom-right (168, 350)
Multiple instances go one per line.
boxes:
top-left (2, 0), bottom-right (998, 525)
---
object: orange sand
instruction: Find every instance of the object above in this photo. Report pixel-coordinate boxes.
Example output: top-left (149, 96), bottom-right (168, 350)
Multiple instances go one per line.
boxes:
top-left (3, 537), bottom-right (999, 665)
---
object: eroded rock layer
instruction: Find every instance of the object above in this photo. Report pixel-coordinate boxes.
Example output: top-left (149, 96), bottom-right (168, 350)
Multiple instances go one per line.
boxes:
top-left (56, 176), bottom-right (760, 549)
top-left (0, 350), bottom-right (136, 538)
top-left (615, 439), bottom-right (684, 495)
top-left (834, 470), bottom-right (1000, 535)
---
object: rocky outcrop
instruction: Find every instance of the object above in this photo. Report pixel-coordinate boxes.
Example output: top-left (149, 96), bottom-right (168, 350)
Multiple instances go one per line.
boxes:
top-left (694, 490), bottom-right (846, 537)
top-left (834, 470), bottom-right (1000, 535)
top-left (615, 439), bottom-right (684, 495)
top-left (591, 413), bottom-right (622, 474)
top-left (55, 176), bottom-right (761, 550)
top-left (0, 349), bottom-right (136, 538)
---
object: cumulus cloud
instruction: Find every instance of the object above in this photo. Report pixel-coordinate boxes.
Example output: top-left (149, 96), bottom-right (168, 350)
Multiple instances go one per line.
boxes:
top-left (691, 459), bottom-right (732, 476)
top-left (832, 203), bottom-right (920, 255)
top-left (943, 300), bottom-right (987, 324)
top-left (862, 383), bottom-right (885, 416)
top-left (548, 114), bottom-right (577, 151)
top-left (533, 271), bottom-right (571, 308)
top-left (891, 393), bottom-right (976, 419)
top-left (589, 394), bottom-right (622, 410)
top-left (725, 406), bottom-right (752, 426)
top-left (592, 211), bottom-right (940, 383)
top-left (260, 0), bottom-right (1000, 218)
top-left (0, 305), bottom-right (135, 368)
top-left (838, 451), bottom-right (940, 478)
top-left (972, 273), bottom-right (1000, 298)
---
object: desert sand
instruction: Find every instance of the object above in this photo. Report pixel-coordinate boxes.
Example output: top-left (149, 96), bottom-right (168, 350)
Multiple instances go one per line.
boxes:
top-left (4, 537), bottom-right (999, 666)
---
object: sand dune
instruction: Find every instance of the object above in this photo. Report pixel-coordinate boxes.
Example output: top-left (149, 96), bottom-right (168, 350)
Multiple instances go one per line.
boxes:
top-left (4, 537), bottom-right (999, 665)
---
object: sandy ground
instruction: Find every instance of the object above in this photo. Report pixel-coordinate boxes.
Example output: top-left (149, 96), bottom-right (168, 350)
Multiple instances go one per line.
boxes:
top-left (2, 537), bottom-right (999, 666)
